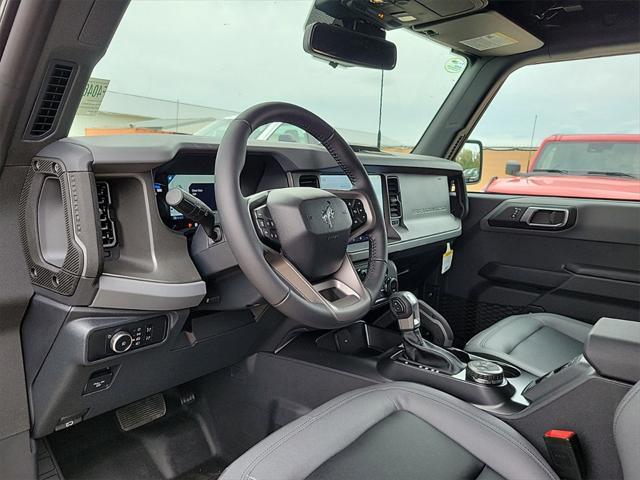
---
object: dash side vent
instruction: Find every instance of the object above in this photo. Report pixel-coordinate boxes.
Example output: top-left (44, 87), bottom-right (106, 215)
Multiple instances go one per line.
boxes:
top-left (299, 174), bottom-right (320, 188)
top-left (26, 62), bottom-right (75, 139)
top-left (96, 181), bottom-right (117, 248)
top-left (387, 176), bottom-right (403, 223)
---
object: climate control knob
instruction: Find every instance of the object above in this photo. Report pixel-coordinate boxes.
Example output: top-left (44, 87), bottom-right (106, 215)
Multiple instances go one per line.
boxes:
top-left (110, 331), bottom-right (133, 353)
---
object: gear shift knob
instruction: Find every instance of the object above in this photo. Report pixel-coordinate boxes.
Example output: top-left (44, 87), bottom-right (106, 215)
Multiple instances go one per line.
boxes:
top-left (389, 291), bottom-right (420, 332)
top-left (390, 291), bottom-right (465, 375)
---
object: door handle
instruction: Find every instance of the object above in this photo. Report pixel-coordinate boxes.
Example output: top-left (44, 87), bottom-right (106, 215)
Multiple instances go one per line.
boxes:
top-left (520, 207), bottom-right (570, 228)
top-left (487, 204), bottom-right (576, 230)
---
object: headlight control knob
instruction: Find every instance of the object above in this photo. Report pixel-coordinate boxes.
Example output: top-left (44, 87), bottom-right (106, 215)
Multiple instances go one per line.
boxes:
top-left (110, 331), bottom-right (133, 353)
top-left (466, 360), bottom-right (504, 385)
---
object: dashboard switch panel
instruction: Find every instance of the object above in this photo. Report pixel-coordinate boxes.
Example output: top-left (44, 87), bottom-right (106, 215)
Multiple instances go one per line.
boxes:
top-left (87, 316), bottom-right (167, 361)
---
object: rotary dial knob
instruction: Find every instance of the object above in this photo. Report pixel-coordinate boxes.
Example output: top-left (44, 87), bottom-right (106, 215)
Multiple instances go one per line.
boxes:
top-left (466, 360), bottom-right (505, 385)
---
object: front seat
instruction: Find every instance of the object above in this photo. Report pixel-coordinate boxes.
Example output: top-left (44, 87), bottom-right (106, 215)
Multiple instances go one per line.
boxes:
top-left (220, 382), bottom-right (559, 480)
top-left (465, 313), bottom-right (592, 377)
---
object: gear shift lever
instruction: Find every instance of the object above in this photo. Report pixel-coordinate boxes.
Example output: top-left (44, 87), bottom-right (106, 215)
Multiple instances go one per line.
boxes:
top-left (389, 291), bottom-right (465, 375)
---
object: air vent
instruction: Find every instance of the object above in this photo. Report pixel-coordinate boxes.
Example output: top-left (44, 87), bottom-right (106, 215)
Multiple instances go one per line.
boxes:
top-left (26, 63), bottom-right (75, 138)
top-left (299, 174), bottom-right (320, 188)
top-left (96, 181), bottom-right (117, 248)
top-left (387, 177), bottom-right (403, 222)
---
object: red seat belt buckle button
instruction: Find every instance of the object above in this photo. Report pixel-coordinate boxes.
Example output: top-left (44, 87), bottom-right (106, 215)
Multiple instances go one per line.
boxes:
top-left (544, 429), bottom-right (585, 480)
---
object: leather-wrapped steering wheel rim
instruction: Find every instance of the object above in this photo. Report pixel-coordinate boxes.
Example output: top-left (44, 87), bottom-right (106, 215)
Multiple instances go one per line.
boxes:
top-left (215, 102), bottom-right (388, 329)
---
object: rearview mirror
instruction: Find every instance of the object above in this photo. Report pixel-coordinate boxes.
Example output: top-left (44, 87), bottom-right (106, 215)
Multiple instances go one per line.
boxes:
top-left (303, 23), bottom-right (397, 70)
top-left (454, 140), bottom-right (483, 184)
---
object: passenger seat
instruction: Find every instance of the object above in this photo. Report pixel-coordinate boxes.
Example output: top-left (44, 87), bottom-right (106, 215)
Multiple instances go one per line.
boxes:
top-left (465, 313), bottom-right (592, 377)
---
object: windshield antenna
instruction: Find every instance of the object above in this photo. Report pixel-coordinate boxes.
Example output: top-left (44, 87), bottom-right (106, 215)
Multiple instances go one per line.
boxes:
top-left (526, 114), bottom-right (538, 169)
top-left (377, 70), bottom-right (384, 150)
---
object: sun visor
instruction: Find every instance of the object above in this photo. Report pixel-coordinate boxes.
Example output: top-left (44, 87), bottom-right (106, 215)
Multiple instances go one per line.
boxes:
top-left (415, 10), bottom-right (544, 56)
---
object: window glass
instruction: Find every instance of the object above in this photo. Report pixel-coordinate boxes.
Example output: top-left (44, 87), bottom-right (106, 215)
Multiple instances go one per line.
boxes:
top-left (459, 54), bottom-right (640, 201)
top-left (271, 124), bottom-right (309, 144)
top-left (70, 0), bottom-right (467, 152)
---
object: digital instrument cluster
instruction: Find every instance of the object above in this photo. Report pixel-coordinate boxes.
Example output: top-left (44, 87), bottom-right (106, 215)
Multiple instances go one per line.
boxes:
top-left (155, 174), bottom-right (216, 231)
top-left (155, 172), bottom-right (385, 242)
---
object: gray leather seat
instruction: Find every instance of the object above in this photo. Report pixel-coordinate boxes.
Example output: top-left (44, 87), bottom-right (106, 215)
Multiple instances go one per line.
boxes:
top-left (220, 382), bottom-right (559, 480)
top-left (465, 313), bottom-right (592, 377)
top-left (615, 380), bottom-right (640, 479)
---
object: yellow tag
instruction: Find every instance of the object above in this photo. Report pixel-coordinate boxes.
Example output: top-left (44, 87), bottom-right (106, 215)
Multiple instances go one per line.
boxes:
top-left (441, 242), bottom-right (454, 274)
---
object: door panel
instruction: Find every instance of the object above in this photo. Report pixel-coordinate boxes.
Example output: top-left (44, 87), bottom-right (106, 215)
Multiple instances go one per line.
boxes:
top-left (436, 194), bottom-right (640, 345)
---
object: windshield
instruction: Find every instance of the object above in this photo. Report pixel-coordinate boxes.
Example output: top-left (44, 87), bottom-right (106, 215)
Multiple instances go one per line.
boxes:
top-left (70, 0), bottom-right (466, 151)
top-left (533, 140), bottom-right (640, 178)
top-left (194, 119), bottom-right (269, 142)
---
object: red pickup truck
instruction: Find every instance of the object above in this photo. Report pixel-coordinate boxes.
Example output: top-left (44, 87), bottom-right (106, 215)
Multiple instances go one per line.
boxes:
top-left (484, 134), bottom-right (640, 201)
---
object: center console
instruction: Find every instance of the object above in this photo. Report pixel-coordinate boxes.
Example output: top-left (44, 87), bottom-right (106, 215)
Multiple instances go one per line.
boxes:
top-left (281, 291), bottom-right (536, 415)
top-left (278, 310), bottom-right (639, 478)
top-left (280, 299), bottom-right (639, 417)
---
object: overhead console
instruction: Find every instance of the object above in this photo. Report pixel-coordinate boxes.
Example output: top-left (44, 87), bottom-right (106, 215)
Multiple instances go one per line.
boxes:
top-left (313, 0), bottom-right (542, 56)
top-left (415, 10), bottom-right (544, 56)
top-left (315, 0), bottom-right (488, 31)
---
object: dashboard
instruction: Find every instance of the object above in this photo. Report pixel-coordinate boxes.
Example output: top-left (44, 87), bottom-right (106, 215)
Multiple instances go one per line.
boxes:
top-left (23, 136), bottom-right (466, 312)
top-left (19, 134), bottom-right (466, 438)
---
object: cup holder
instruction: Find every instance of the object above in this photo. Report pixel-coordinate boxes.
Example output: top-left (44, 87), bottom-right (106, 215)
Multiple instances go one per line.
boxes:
top-left (500, 363), bottom-right (522, 378)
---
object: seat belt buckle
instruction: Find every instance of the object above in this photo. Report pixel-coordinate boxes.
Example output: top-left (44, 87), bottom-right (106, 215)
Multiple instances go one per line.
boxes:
top-left (543, 430), bottom-right (586, 480)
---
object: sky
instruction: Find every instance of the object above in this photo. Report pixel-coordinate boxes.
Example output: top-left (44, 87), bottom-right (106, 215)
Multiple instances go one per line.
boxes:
top-left (90, 0), bottom-right (640, 147)
top-left (474, 53), bottom-right (640, 147)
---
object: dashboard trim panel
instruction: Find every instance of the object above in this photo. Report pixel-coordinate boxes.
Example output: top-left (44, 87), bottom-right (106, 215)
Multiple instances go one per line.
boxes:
top-left (90, 274), bottom-right (206, 311)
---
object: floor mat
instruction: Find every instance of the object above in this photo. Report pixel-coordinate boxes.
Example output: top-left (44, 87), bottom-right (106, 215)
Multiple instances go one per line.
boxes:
top-left (49, 397), bottom-right (229, 480)
top-left (175, 458), bottom-right (226, 480)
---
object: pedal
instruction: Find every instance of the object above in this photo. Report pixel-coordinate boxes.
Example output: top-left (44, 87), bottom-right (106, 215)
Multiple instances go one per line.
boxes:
top-left (178, 387), bottom-right (196, 406)
top-left (116, 393), bottom-right (166, 432)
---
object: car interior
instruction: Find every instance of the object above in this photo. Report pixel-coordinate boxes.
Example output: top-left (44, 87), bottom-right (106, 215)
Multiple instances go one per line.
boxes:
top-left (0, 1), bottom-right (639, 479)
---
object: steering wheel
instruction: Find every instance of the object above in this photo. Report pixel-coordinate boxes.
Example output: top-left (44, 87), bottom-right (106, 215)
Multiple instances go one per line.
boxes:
top-left (215, 102), bottom-right (388, 329)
